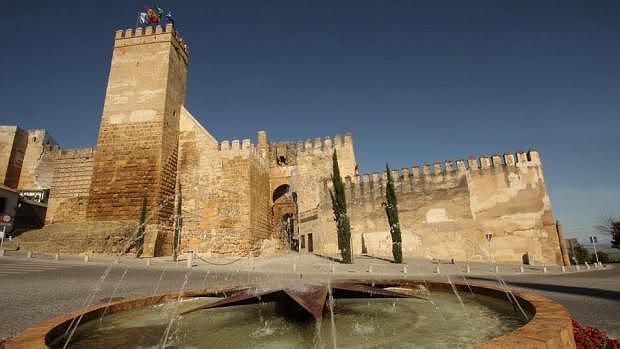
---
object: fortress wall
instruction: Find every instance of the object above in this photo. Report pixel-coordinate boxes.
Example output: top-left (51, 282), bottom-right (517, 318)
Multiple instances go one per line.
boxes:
top-left (0, 126), bottom-right (28, 188)
top-left (270, 132), bottom-right (357, 213)
top-left (177, 110), bottom-right (271, 256)
top-left (17, 129), bottom-right (60, 190)
top-left (312, 149), bottom-right (563, 265)
top-left (87, 24), bottom-right (188, 256)
top-left (45, 148), bottom-right (95, 223)
top-left (249, 158), bottom-right (272, 244)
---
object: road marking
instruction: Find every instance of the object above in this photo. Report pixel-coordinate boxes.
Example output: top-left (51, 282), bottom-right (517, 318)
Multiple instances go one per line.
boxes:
top-left (0, 261), bottom-right (73, 276)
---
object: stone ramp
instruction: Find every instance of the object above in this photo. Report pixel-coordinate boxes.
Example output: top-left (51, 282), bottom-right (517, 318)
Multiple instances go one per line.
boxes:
top-left (10, 221), bottom-right (138, 255)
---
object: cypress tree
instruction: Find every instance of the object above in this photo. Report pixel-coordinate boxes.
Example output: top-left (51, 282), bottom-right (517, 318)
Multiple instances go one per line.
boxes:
top-left (135, 197), bottom-right (147, 258)
top-left (385, 164), bottom-right (403, 263)
top-left (172, 183), bottom-right (183, 262)
top-left (329, 150), bottom-right (352, 264)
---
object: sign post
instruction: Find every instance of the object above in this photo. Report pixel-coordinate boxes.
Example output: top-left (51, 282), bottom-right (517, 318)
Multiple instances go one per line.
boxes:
top-left (590, 236), bottom-right (600, 265)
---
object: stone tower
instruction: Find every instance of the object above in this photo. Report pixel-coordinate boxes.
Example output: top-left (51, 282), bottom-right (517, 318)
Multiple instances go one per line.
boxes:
top-left (87, 24), bottom-right (189, 256)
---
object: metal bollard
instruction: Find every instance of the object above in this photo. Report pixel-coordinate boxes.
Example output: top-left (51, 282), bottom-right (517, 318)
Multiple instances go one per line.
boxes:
top-left (494, 265), bottom-right (499, 273)
top-left (54, 253), bottom-right (60, 261)
top-left (465, 265), bottom-right (471, 274)
top-left (543, 266), bottom-right (548, 273)
top-left (27, 251), bottom-right (33, 258)
top-left (519, 265), bottom-right (524, 273)
top-left (367, 265), bottom-right (373, 273)
top-left (402, 265), bottom-right (408, 274)
top-left (84, 255), bottom-right (89, 263)
top-left (561, 265), bottom-right (566, 272)
top-left (186, 251), bottom-right (193, 268)
top-left (146, 258), bottom-right (151, 266)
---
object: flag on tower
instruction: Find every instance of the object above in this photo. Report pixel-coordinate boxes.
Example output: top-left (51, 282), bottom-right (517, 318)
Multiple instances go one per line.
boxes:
top-left (146, 6), bottom-right (159, 24)
top-left (139, 12), bottom-right (148, 25)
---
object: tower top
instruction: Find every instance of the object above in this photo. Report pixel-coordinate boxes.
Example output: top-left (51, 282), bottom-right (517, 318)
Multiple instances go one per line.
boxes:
top-left (114, 23), bottom-right (188, 64)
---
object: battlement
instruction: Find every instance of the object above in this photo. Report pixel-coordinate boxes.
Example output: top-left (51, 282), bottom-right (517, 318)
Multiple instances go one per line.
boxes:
top-left (114, 23), bottom-right (188, 63)
top-left (274, 132), bottom-right (353, 153)
top-left (217, 138), bottom-right (257, 159)
top-left (327, 148), bottom-right (542, 201)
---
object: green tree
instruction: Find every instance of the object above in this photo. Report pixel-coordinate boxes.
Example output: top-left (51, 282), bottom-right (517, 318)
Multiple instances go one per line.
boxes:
top-left (329, 150), bottom-right (352, 264)
top-left (384, 164), bottom-right (403, 263)
top-left (135, 197), bottom-right (147, 258)
top-left (596, 216), bottom-right (620, 249)
top-left (569, 245), bottom-right (590, 264)
top-left (172, 183), bottom-right (183, 262)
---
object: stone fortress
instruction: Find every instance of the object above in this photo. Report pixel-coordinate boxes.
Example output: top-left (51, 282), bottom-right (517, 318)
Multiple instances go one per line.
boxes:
top-left (0, 24), bottom-right (569, 265)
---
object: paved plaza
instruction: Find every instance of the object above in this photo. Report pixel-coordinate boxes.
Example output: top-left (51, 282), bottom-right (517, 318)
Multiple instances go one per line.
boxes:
top-left (0, 250), bottom-right (618, 343)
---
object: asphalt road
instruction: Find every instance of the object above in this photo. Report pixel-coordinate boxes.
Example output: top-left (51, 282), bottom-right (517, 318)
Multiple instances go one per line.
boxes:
top-left (0, 255), bottom-right (618, 344)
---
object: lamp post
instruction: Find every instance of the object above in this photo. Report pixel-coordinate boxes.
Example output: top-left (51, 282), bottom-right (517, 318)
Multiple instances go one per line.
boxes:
top-left (485, 232), bottom-right (493, 264)
top-left (590, 236), bottom-right (600, 266)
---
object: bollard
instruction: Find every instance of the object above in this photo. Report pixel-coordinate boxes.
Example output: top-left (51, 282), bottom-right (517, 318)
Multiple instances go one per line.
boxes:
top-left (543, 266), bottom-right (548, 273)
top-left (0, 249), bottom-right (4, 257)
top-left (465, 265), bottom-right (471, 274)
top-left (575, 264), bottom-right (580, 271)
top-left (585, 262), bottom-right (590, 270)
top-left (146, 258), bottom-right (151, 266)
top-left (402, 265), bottom-right (408, 274)
top-left (84, 255), bottom-right (89, 263)
top-left (367, 265), bottom-right (373, 273)
top-left (27, 251), bottom-right (33, 258)
top-left (519, 265), bottom-right (524, 273)
top-left (561, 265), bottom-right (566, 272)
top-left (434, 265), bottom-right (440, 274)
top-left (186, 251), bottom-right (194, 268)
top-left (494, 265), bottom-right (499, 273)
top-left (54, 253), bottom-right (60, 261)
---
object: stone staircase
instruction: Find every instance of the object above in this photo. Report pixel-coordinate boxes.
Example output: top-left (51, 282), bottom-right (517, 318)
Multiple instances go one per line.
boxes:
top-left (9, 221), bottom-right (138, 255)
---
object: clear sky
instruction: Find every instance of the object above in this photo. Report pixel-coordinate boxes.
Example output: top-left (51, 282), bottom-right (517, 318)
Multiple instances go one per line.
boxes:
top-left (1, 1), bottom-right (618, 244)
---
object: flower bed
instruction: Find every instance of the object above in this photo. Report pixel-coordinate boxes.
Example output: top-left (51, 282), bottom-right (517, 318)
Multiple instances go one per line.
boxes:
top-left (573, 319), bottom-right (619, 349)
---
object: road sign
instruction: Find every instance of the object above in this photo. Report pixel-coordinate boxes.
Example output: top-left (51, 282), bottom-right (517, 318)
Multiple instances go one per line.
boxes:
top-left (589, 236), bottom-right (597, 244)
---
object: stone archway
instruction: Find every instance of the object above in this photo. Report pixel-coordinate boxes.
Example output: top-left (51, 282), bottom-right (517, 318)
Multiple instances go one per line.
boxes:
top-left (272, 184), bottom-right (298, 251)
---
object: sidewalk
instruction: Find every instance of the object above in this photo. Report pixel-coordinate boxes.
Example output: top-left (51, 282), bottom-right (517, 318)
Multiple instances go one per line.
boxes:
top-left (0, 248), bottom-right (608, 278)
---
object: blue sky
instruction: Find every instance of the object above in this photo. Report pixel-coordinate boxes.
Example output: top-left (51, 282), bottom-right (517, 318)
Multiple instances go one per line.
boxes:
top-left (1, 1), bottom-right (618, 243)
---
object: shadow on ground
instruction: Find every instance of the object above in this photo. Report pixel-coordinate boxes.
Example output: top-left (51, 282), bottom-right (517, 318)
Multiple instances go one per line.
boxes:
top-left (467, 276), bottom-right (620, 302)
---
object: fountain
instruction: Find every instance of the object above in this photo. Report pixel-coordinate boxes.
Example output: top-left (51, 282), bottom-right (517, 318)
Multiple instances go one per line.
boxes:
top-left (2, 279), bottom-right (576, 349)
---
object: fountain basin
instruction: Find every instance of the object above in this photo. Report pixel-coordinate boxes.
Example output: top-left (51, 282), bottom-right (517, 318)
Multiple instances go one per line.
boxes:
top-left (1, 280), bottom-right (576, 349)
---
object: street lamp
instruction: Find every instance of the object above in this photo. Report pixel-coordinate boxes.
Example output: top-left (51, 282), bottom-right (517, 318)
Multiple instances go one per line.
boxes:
top-left (485, 233), bottom-right (493, 263)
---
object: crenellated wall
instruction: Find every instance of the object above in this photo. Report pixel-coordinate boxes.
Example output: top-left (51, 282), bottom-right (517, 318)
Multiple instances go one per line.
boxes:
top-left (306, 149), bottom-right (564, 265)
top-left (1, 26), bottom-right (564, 264)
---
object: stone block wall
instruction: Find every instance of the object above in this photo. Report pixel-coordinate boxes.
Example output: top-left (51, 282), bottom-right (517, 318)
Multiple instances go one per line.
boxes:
top-left (45, 148), bottom-right (95, 223)
top-left (310, 149), bottom-right (564, 265)
top-left (17, 129), bottom-right (60, 190)
top-left (86, 24), bottom-right (188, 256)
top-left (0, 126), bottom-right (28, 188)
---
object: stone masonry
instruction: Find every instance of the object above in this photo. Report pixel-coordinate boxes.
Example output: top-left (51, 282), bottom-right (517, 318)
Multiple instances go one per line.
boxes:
top-left (0, 25), bottom-right (567, 264)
